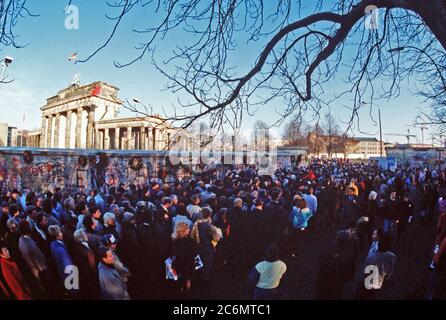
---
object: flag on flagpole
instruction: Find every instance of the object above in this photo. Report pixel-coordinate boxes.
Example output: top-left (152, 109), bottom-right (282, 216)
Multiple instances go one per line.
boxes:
top-left (68, 52), bottom-right (78, 61)
top-left (91, 85), bottom-right (102, 97)
top-left (22, 113), bottom-right (25, 123)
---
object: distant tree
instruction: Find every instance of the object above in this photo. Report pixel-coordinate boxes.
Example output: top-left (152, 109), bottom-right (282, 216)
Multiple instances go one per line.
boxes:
top-left (338, 135), bottom-right (360, 159)
top-left (322, 112), bottom-right (341, 158)
top-left (306, 122), bottom-right (326, 156)
top-left (282, 114), bottom-right (308, 146)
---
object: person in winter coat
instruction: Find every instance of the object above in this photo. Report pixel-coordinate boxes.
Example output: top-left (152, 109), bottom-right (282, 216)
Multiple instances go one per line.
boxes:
top-left (48, 225), bottom-right (75, 296)
top-left (191, 207), bottom-right (221, 285)
top-left (117, 212), bottom-right (139, 297)
top-left (82, 214), bottom-right (102, 254)
top-left (97, 246), bottom-right (130, 300)
top-left (135, 207), bottom-right (156, 299)
top-left (72, 229), bottom-right (101, 300)
top-left (383, 191), bottom-right (398, 233)
top-left (366, 191), bottom-right (379, 235)
top-left (102, 212), bottom-right (120, 241)
top-left (342, 187), bottom-right (359, 227)
top-left (101, 233), bottom-right (131, 281)
top-left (316, 230), bottom-right (357, 299)
top-left (228, 198), bottom-right (250, 268)
top-left (397, 194), bottom-right (412, 241)
top-left (171, 221), bottom-right (198, 293)
top-left (0, 241), bottom-right (32, 300)
top-left (18, 220), bottom-right (49, 292)
top-left (289, 198), bottom-right (313, 257)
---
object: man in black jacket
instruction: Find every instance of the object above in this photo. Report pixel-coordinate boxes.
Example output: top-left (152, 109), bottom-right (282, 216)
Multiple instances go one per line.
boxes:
top-left (266, 189), bottom-right (288, 255)
top-left (383, 190), bottom-right (398, 233)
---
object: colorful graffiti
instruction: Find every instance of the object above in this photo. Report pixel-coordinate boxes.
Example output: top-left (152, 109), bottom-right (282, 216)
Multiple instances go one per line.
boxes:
top-left (0, 149), bottom-right (170, 193)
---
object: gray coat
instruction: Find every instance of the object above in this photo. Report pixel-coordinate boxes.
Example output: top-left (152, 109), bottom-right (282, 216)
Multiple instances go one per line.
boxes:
top-left (98, 262), bottom-right (131, 300)
top-left (19, 235), bottom-right (48, 280)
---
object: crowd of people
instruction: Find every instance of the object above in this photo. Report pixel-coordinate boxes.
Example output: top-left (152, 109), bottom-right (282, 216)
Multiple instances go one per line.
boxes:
top-left (0, 158), bottom-right (444, 300)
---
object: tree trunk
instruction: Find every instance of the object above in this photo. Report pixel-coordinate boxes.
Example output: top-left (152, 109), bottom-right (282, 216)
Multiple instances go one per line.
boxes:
top-left (409, 0), bottom-right (446, 51)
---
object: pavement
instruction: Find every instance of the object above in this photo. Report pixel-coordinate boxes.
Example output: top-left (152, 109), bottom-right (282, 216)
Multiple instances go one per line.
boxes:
top-left (188, 216), bottom-right (437, 300)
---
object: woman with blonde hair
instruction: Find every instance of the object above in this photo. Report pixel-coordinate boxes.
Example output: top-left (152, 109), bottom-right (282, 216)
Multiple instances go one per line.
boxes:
top-left (171, 222), bottom-right (197, 292)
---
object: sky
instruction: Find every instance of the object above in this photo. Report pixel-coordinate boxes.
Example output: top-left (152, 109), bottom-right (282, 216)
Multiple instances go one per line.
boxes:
top-left (0, 0), bottom-right (435, 145)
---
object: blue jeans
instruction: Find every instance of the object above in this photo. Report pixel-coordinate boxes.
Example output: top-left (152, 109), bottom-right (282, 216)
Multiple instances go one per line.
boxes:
top-left (383, 219), bottom-right (392, 233)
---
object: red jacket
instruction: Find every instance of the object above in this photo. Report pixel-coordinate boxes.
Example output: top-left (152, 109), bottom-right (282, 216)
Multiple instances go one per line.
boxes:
top-left (0, 258), bottom-right (31, 300)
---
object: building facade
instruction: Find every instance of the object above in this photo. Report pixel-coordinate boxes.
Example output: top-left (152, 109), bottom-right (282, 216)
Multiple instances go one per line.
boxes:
top-left (30, 81), bottom-right (179, 150)
top-left (0, 123), bottom-right (23, 147)
top-left (353, 137), bottom-right (385, 158)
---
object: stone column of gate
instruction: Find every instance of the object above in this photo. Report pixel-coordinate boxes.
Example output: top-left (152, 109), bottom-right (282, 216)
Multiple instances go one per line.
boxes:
top-left (75, 108), bottom-right (83, 148)
top-left (86, 106), bottom-right (95, 149)
top-left (46, 114), bottom-right (53, 148)
top-left (145, 127), bottom-right (150, 150)
top-left (54, 113), bottom-right (61, 148)
top-left (139, 126), bottom-right (145, 150)
top-left (135, 128), bottom-right (140, 150)
top-left (65, 110), bottom-right (72, 149)
top-left (115, 127), bottom-right (120, 150)
top-left (94, 128), bottom-right (100, 149)
top-left (40, 116), bottom-right (47, 148)
top-left (152, 128), bottom-right (157, 150)
top-left (104, 128), bottom-right (110, 149)
top-left (127, 126), bottom-right (132, 150)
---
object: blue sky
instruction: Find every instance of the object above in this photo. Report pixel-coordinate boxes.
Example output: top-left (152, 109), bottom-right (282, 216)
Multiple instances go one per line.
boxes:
top-left (0, 0), bottom-right (432, 144)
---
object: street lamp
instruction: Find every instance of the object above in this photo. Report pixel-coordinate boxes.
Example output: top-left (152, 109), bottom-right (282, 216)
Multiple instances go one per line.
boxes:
top-left (361, 101), bottom-right (383, 158)
top-left (1, 56), bottom-right (14, 80)
top-left (132, 97), bottom-right (153, 115)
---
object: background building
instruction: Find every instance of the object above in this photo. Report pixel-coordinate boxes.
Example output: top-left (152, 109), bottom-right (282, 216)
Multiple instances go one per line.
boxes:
top-left (0, 123), bottom-right (24, 147)
top-left (31, 81), bottom-right (179, 150)
top-left (352, 137), bottom-right (386, 159)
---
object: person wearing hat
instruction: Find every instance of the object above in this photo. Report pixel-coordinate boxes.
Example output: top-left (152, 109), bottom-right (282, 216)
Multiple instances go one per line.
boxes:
top-left (97, 246), bottom-right (131, 300)
top-left (101, 233), bottom-right (131, 283)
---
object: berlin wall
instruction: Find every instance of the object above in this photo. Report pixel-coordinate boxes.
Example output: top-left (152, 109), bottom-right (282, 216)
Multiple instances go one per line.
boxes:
top-left (0, 147), bottom-right (177, 193)
top-left (0, 147), bottom-right (306, 193)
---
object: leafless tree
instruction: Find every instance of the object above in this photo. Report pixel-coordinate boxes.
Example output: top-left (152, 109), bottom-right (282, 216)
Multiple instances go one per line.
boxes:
top-left (3, 0), bottom-right (446, 130)
top-left (322, 112), bottom-right (341, 158)
top-left (338, 135), bottom-right (360, 159)
top-left (306, 122), bottom-right (325, 156)
top-left (282, 113), bottom-right (308, 146)
top-left (0, 0), bottom-right (36, 83)
top-left (71, 0), bottom-right (446, 131)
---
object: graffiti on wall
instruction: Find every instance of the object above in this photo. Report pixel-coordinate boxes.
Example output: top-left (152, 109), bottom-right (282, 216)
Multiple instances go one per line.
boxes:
top-left (0, 150), bottom-right (169, 193)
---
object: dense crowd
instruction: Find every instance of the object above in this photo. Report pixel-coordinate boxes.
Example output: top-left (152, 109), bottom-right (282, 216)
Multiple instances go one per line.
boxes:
top-left (0, 158), bottom-right (445, 300)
